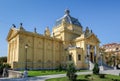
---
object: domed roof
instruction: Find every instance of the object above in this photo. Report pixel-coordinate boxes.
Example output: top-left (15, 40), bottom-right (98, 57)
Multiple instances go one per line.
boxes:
top-left (55, 9), bottom-right (82, 27)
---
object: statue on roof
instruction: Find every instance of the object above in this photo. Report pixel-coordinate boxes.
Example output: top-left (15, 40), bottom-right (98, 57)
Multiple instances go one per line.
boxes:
top-left (12, 24), bottom-right (16, 28)
top-left (44, 27), bottom-right (50, 36)
top-left (84, 27), bottom-right (90, 37)
top-left (34, 27), bottom-right (37, 33)
top-left (19, 23), bottom-right (25, 31)
top-left (65, 9), bottom-right (70, 15)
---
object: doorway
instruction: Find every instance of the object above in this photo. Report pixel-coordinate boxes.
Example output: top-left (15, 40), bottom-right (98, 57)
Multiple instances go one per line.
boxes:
top-left (90, 52), bottom-right (93, 63)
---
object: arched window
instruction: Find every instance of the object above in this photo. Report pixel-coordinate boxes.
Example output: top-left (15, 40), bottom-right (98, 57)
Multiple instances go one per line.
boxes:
top-left (78, 54), bottom-right (81, 61)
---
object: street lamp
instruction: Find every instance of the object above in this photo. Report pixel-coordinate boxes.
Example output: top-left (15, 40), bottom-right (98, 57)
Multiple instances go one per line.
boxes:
top-left (25, 44), bottom-right (28, 70)
top-left (99, 52), bottom-right (104, 71)
top-left (87, 54), bottom-right (89, 70)
top-left (100, 53), bottom-right (103, 66)
top-left (23, 44), bottom-right (28, 77)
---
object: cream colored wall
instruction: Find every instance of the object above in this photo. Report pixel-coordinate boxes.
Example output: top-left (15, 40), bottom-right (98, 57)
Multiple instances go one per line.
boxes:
top-left (7, 34), bottom-right (19, 68)
top-left (14, 32), bottom-right (63, 69)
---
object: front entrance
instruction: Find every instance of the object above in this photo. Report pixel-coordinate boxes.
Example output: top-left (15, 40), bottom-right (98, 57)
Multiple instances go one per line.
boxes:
top-left (90, 52), bottom-right (93, 63)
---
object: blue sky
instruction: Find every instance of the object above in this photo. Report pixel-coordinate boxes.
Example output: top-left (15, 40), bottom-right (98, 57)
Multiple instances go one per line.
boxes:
top-left (0, 0), bottom-right (120, 56)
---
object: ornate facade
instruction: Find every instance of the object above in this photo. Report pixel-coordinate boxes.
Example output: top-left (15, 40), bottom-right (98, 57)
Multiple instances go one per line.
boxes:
top-left (7, 10), bottom-right (100, 70)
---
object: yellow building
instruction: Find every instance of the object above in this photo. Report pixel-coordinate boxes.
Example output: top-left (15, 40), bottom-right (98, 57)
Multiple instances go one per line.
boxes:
top-left (7, 10), bottom-right (100, 70)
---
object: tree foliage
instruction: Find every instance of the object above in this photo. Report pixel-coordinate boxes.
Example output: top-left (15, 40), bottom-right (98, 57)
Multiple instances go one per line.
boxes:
top-left (0, 56), bottom-right (7, 63)
top-left (0, 63), bottom-right (11, 76)
top-left (93, 63), bottom-right (99, 75)
top-left (66, 63), bottom-right (77, 81)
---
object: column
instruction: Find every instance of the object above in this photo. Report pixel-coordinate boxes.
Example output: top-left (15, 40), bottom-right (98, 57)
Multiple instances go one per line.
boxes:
top-left (87, 44), bottom-right (90, 55)
top-left (7, 43), bottom-right (10, 63)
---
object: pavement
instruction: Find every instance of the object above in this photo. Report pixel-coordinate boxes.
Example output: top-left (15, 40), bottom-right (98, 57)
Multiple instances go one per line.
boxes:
top-left (1, 70), bottom-right (120, 81)
top-left (0, 71), bottom-right (92, 81)
top-left (100, 70), bottom-right (120, 76)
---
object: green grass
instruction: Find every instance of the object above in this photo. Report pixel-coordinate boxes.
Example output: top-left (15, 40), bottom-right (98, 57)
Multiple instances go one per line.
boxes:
top-left (46, 74), bottom-right (120, 81)
top-left (26, 70), bottom-right (89, 77)
top-left (28, 70), bottom-right (66, 77)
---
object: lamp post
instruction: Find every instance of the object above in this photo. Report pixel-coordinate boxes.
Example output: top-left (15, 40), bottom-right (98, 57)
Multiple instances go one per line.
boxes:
top-left (25, 44), bottom-right (28, 70)
top-left (87, 54), bottom-right (89, 70)
top-left (99, 52), bottom-right (104, 71)
top-left (100, 53), bottom-right (103, 66)
top-left (23, 44), bottom-right (28, 77)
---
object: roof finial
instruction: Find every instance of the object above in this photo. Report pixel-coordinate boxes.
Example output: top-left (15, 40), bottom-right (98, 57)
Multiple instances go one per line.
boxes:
top-left (65, 9), bottom-right (70, 15)
top-left (20, 23), bottom-right (23, 27)
top-left (19, 23), bottom-right (25, 31)
top-left (12, 24), bottom-right (16, 28)
top-left (34, 27), bottom-right (37, 33)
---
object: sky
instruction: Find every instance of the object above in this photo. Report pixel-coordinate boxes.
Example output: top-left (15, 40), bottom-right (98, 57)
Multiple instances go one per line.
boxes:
top-left (0, 0), bottom-right (120, 57)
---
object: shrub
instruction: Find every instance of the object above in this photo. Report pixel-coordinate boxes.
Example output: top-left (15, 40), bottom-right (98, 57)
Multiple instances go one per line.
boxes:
top-left (0, 57), bottom-right (7, 63)
top-left (92, 63), bottom-right (99, 75)
top-left (0, 63), bottom-right (11, 76)
top-left (56, 64), bottom-right (63, 71)
top-left (0, 63), bottom-right (4, 75)
top-left (66, 63), bottom-right (77, 81)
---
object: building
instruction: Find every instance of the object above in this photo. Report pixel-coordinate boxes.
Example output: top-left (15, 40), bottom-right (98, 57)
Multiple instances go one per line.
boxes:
top-left (7, 10), bottom-right (100, 70)
top-left (101, 43), bottom-right (120, 67)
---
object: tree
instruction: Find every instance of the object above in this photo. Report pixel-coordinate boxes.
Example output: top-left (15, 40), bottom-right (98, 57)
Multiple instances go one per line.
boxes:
top-left (0, 56), bottom-right (7, 63)
top-left (0, 63), bottom-right (11, 76)
top-left (66, 63), bottom-right (77, 81)
top-left (93, 63), bottom-right (99, 75)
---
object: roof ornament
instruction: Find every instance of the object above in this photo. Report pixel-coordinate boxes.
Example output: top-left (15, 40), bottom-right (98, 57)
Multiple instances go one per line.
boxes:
top-left (65, 9), bottom-right (70, 15)
top-left (91, 30), bottom-right (93, 33)
top-left (19, 23), bottom-right (25, 31)
top-left (44, 26), bottom-right (50, 36)
top-left (84, 26), bottom-right (90, 36)
top-left (12, 24), bottom-right (16, 28)
top-left (34, 27), bottom-right (37, 33)
top-left (20, 23), bottom-right (23, 27)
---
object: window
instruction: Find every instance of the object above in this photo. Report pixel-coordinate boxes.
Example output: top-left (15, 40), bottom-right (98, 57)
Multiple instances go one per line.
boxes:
top-left (69, 55), bottom-right (72, 61)
top-left (78, 54), bottom-right (81, 61)
top-left (116, 48), bottom-right (119, 51)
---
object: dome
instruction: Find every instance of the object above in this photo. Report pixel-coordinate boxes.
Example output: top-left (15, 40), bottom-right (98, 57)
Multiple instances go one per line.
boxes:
top-left (55, 9), bottom-right (82, 27)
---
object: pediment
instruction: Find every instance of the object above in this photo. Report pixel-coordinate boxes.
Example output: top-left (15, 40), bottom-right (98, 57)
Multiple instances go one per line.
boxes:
top-left (86, 34), bottom-right (100, 44)
top-left (7, 28), bottom-right (18, 41)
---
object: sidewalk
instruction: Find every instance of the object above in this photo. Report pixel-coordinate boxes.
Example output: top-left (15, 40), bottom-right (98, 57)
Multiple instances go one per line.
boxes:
top-left (0, 71), bottom-right (92, 81)
top-left (100, 70), bottom-right (120, 76)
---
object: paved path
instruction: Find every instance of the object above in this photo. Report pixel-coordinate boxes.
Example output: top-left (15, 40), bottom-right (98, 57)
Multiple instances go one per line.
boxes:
top-left (1, 70), bottom-right (120, 81)
top-left (100, 70), bottom-right (120, 76)
top-left (0, 71), bottom-right (92, 81)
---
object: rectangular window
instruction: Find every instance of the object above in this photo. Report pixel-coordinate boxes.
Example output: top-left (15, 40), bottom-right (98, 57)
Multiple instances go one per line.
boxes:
top-left (78, 54), bottom-right (81, 61)
top-left (69, 55), bottom-right (72, 61)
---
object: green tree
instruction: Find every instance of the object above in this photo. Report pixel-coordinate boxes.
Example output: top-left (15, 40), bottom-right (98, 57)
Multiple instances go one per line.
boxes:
top-left (0, 56), bottom-right (7, 63)
top-left (93, 63), bottom-right (99, 75)
top-left (0, 63), bottom-right (11, 76)
top-left (66, 63), bottom-right (77, 81)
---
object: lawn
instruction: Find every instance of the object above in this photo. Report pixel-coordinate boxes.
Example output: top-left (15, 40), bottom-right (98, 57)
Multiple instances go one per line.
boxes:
top-left (27, 70), bottom-right (89, 77)
top-left (28, 70), bottom-right (66, 77)
top-left (46, 74), bottom-right (120, 81)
